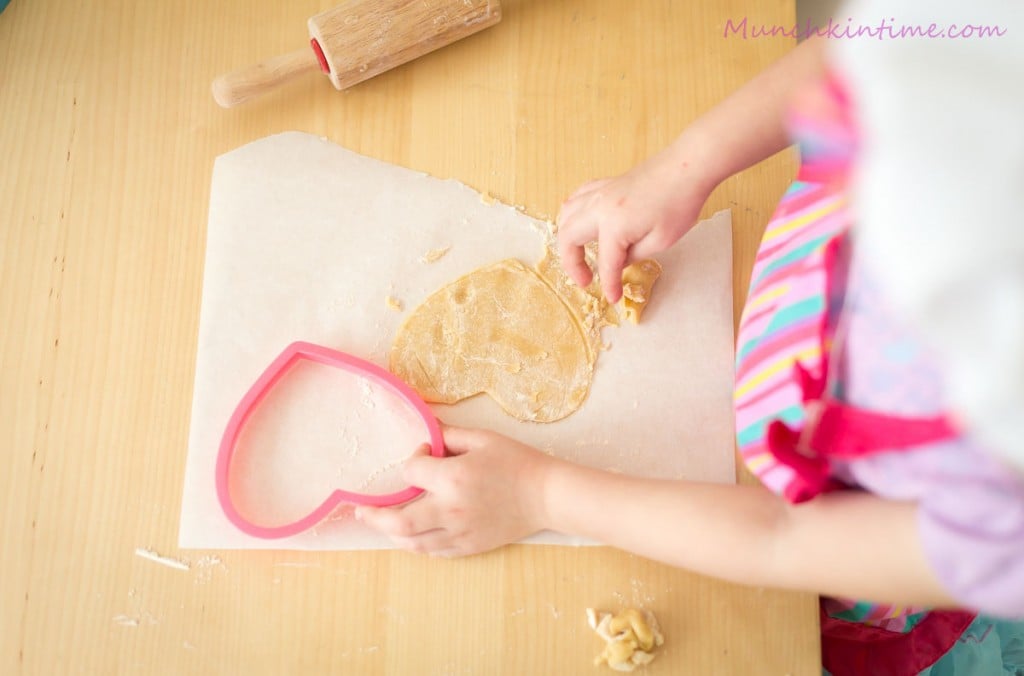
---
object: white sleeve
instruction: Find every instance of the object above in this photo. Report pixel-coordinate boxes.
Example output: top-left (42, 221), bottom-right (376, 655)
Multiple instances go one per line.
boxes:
top-left (831, 0), bottom-right (1024, 471)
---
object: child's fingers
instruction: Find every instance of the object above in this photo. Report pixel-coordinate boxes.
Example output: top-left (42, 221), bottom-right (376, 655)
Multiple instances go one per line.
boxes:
top-left (557, 242), bottom-right (594, 289)
top-left (629, 223), bottom-right (686, 260)
top-left (556, 195), bottom-right (598, 287)
top-left (409, 442), bottom-right (432, 457)
top-left (403, 441), bottom-right (434, 465)
top-left (356, 496), bottom-right (440, 538)
top-left (556, 219), bottom-right (596, 288)
top-left (598, 229), bottom-right (629, 303)
top-left (392, 528), bottom-right (455, 555)
top-left (439, 423), bottom-right (488, 455)
top-left (628, 233), bottom-right (666, 261)
top-left (400, 449), bottom-right (449, 490)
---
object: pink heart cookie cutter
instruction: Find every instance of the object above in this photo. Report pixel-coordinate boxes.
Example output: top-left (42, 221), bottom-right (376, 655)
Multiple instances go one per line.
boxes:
top-left (216, 341), bottom-right (444, 539)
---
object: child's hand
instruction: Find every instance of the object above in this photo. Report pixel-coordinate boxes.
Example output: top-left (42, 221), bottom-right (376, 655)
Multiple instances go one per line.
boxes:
top-left (355, 425), bottom-right (554, 557)
top-left (557, 145), bottom-right (716, 303)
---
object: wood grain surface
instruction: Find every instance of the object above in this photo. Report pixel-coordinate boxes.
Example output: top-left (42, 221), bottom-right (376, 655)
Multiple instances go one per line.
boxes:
top-left (0, 0), bottom-right (818, 673)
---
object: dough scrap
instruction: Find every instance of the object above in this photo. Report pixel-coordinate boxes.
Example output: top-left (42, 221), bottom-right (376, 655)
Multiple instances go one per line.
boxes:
top-left (535, 244), bottom-right (663, 330)
top-left (619, 260), bottom-right (663, 324)
top-left (586, 607), bottom-right (664, 672)
top-left (390, 259), bottom-right (594, 423)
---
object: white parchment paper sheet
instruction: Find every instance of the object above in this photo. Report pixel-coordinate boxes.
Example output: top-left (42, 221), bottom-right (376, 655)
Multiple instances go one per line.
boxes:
top-left (180, 132), bottom-right (736, 550)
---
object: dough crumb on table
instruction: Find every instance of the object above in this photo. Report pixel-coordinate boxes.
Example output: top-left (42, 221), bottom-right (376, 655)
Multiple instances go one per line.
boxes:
top-left (586, 607), bottom-right (664, 672)
top-left (385, 295), bottom-right (404, 311)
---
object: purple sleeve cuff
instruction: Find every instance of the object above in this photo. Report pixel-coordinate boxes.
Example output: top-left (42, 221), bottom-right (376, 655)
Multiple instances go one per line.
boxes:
top-left (918, 475), bottom-right (1024, 618)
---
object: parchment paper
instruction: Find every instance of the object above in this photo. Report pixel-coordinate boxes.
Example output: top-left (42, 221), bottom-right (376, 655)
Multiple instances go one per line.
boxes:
top-left (180, 131), bottom-right (736, 550)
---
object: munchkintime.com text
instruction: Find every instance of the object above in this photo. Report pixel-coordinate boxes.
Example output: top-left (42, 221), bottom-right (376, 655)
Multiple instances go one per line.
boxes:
top-left (724, 17), bottom-right (1007, 40)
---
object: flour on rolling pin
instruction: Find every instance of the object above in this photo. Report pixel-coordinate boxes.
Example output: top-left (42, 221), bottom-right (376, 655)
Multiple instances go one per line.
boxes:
top-left (213, 0), bottom-right (502, 108)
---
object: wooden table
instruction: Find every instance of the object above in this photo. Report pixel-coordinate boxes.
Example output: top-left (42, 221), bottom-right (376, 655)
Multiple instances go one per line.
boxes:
top-left (0, 0), bottom-right (819, 673)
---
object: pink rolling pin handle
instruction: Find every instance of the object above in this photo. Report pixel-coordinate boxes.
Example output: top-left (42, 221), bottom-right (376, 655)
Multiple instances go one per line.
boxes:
top-left (216, 341), bottom-right (445, 539)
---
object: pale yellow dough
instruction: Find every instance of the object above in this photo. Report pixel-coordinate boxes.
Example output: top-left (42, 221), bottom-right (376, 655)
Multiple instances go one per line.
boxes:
top-left (391, 245), bottom-right (662, 423)
top-left (619, 260), bottom-right (663, 324)
top-left (586, 607), bottom-right (664, 672)
top-left (390, 259), bottom-right (594, 423)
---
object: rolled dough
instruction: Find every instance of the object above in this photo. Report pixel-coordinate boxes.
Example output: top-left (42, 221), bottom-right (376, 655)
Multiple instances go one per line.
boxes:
top-left (390, 252), bottom-right (663, 423)
top-left (390, 258), bottom-right (594, 423)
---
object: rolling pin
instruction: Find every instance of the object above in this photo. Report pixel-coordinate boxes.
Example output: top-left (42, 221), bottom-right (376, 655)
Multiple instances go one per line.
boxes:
top-left (212, 0), bottom-right (502, 108)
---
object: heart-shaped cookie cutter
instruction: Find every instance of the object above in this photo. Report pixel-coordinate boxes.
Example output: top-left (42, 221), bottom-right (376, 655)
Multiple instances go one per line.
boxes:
top-left (216, 341), bottom-right (444, 539)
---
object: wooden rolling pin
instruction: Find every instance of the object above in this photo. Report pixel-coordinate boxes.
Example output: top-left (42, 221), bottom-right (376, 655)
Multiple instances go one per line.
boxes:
top-left (213, 0), bottom-right (502, 108)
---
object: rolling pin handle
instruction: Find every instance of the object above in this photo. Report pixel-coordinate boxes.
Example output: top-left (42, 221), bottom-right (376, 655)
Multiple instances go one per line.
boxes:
top-left (211, 48), bottom-right (321, 108)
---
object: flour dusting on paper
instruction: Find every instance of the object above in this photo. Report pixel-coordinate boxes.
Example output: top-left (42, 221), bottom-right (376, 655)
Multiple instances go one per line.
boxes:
top-left (226, 360), bottom-right (428, 530)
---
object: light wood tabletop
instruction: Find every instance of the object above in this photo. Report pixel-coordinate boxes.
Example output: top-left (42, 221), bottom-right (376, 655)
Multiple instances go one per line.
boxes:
top-left (0, 0), bottom-right (819, 673)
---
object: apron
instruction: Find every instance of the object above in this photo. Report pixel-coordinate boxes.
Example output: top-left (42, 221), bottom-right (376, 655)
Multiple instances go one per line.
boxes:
top-left (734, 174), bottom-right (976, 675)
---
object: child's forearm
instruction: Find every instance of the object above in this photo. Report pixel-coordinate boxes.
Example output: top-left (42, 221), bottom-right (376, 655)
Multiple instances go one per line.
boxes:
top-left (537, 456), bottom-right (957, 607)
top-left (670, 37), bottom-right (825, 188)
top-left (538, 461), bottom-right (787, 579)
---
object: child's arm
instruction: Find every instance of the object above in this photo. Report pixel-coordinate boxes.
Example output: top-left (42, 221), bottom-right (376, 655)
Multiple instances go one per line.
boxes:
top-left (540, 450), bottom-right (956, 607)
top-left (357, 425), bottom-right (958, 608)
top-left (559, 37), bottom-right (825, 302)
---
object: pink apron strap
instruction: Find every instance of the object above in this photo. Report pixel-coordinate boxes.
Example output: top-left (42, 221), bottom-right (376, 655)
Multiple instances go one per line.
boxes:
top-left (767, 362), bottom-right (959, 503)
top-left (810, 403), bottom-right (958, 460)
